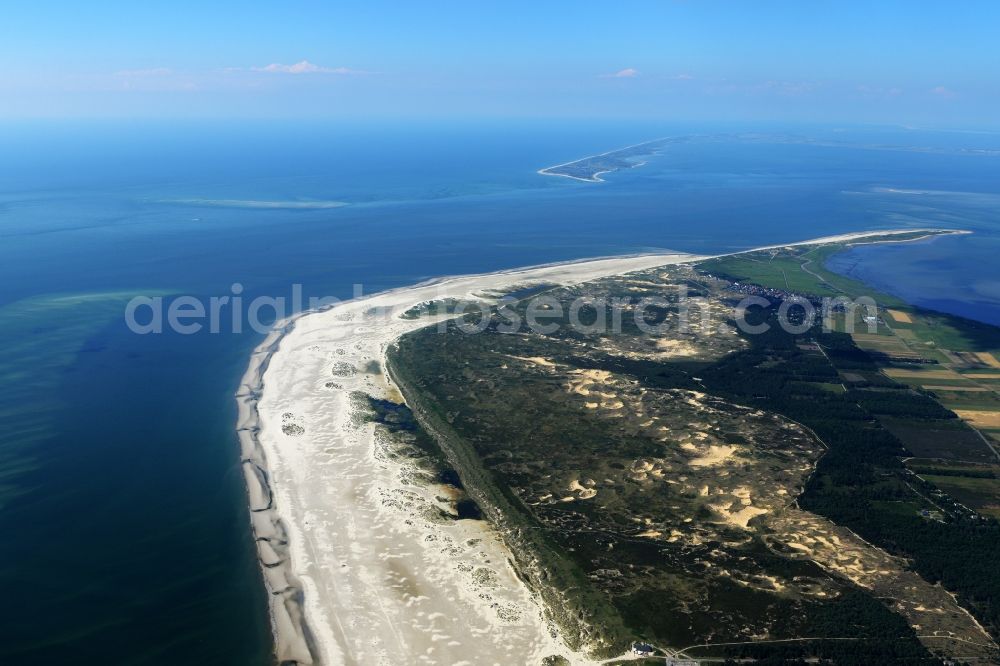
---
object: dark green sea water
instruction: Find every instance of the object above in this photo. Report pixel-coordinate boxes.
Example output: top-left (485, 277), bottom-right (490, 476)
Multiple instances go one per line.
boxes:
top-left (2, 121), bottom-right (999, 663)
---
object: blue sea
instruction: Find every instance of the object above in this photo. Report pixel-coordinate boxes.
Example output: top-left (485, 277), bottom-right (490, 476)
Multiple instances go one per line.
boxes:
top-left (2, 120), bottom-right (1000, 664)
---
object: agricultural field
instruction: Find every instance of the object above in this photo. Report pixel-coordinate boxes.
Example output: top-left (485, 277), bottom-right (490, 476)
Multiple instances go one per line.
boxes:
top-left (906, 460), bottom-right (1000, 519)
top-left (880, 416), bottom-right (996, 463)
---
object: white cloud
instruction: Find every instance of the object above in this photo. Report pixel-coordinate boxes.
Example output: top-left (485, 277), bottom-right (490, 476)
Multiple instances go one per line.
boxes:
top-left (251, 60), bottom-right (356, 75)
top-left (930, 85), bottom-right (956, 98)
top-left (602, 67), bottom-right (639, 78)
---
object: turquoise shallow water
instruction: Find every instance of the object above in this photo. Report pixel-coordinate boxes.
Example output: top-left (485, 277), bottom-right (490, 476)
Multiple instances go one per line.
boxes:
top-left (1, 121), bottom-right (999, 663)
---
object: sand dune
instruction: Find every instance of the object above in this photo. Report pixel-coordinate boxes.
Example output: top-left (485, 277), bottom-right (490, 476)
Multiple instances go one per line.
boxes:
top-left (237, 228), bottom-right (966, 664)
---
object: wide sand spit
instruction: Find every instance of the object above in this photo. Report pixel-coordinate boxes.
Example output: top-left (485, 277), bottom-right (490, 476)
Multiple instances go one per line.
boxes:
top-left (235, 229), bottom-right (965, 665)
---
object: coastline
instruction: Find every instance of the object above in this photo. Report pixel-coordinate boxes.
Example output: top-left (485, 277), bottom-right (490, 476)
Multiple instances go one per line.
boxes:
top-left (237, 320), bottom-right (317, 664)
top-left (236, 228), bottom-right (966, 665)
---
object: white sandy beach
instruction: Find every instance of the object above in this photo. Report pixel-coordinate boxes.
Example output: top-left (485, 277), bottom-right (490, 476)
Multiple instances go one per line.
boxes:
top-left (238, 252), bottom-right (704, 665)
top-left (236, 228), bottom-right (968, 665)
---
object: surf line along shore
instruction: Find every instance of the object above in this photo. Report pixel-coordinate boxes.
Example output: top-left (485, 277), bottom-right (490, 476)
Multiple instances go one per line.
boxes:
top-left (234, 229), bottom-right (963, 665)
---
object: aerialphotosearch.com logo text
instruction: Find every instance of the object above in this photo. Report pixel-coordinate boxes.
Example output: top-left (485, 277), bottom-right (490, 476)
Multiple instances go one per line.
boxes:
top-left (124, 283), bottom-right (881, 338)
top-left (125, 283), bottom-right (345, 335)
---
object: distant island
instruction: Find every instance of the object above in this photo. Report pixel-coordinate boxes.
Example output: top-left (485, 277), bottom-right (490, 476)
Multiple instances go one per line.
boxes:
top-left (537, 137), bottom-right (678, 182)
top-left (539, 133), bottom-right (1000, 184)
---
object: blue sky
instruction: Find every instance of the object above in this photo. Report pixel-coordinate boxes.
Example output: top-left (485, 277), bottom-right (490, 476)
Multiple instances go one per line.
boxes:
top-left (2, 1), bottom-right (998, 127)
